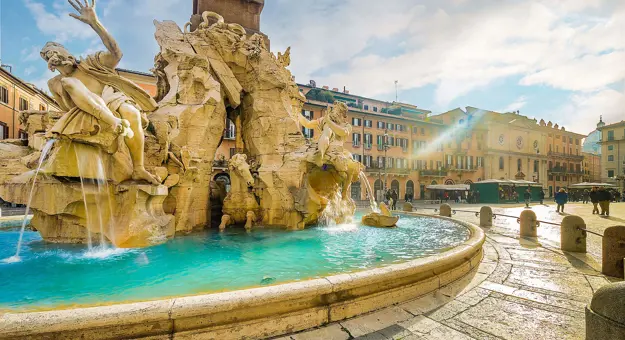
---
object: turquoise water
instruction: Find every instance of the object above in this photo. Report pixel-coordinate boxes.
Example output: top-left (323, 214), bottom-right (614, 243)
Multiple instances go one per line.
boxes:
top-left (0, 214), bottom-right (470, 312)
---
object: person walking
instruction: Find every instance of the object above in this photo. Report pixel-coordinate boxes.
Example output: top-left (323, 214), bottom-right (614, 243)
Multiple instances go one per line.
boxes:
top-left (391, 189), bottom-right (399, 210)
top-left (555, 188), bottom-right (568, 213)
top-left (524, 189), bottom-right (531, 208)
top-left (475, 190), bottom-right (480, 204)
top-left (539, 190), bottom-right (545, 205)
top-left (582, 190), bottom-right (589, 204)
top-left (598, 187), bottom-right (611, 216)
top-left (589, 187), bottom-right (600, 214)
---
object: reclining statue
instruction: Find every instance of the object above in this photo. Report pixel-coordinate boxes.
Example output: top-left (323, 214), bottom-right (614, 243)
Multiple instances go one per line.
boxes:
top-left (41, 0), bottom-right (160, 185)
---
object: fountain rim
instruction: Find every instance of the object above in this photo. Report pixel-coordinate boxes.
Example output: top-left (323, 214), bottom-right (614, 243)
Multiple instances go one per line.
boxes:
top-left (0, 213), bottom-right (485, 339)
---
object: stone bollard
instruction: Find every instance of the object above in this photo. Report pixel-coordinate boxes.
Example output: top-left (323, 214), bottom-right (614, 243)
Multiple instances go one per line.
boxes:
top-left (560, 215), bottom-right (586, 253)
top-left (519, 209), bottom-right (537, 237)
top-left (479, 206), bottom-right (493, 227)
top-left (403, 202), bottom-right (413, 212)
top-left (585, 281), bottom-right (625, 340)
top-left (439, 203), bottom-right (452, 217)
top-left (602, 226), bottom-right (625, 278)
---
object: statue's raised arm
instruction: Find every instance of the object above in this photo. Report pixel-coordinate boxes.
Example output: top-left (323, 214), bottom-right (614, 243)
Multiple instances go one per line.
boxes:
top-left (67, 0), bottom-right (122, 68)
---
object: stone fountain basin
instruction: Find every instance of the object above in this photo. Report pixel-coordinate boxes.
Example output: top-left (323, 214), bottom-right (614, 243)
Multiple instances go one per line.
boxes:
top-left (0, 213), bottom-right (484, 340)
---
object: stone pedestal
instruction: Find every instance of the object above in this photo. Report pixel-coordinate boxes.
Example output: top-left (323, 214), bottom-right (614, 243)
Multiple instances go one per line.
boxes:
top-left (519, 209), bottom-right (537, 237)
top-left (479, 206), bottom-right (492, 227)
top-left (586, 282), bottom-right (625, 340)
top-left (602, 226), bottom-right (625, 278)
top-left (560, 215), bottom-right (586, 253)
top-left (439, 204), bottom-right (452, 217)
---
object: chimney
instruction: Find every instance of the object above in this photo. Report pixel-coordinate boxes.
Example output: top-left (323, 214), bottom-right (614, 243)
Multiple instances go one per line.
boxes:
top-left (332, 88), bottom-right (339, 92)
top-left (322, 86), bottom-right (329, 90)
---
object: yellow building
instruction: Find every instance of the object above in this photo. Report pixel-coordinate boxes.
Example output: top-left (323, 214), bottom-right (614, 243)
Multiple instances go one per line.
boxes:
top-left (543, 121), bottom-right (586, 196)
top-left (582, 152), bottom-right (601, 183)
top-left (598, 120), bottom-right (625, 191)
top-left (0, 67), bottom-right (60, 139)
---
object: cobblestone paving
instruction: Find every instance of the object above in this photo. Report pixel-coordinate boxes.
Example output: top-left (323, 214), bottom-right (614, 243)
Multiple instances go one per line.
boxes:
top-left (274, 202), bottom-right (624, 340)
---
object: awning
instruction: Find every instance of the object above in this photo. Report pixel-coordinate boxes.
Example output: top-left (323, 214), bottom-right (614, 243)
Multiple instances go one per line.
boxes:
top-left (426, 184), bottom-right (470, 191)
top-left (475, 179), bottom-right (542, 187)
top-left (569, 182), bottom-right (617, 188)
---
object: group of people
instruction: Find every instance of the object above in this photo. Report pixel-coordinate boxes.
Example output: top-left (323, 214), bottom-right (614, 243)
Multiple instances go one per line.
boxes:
top-left (554, 187), bottom-right (613, 215)
top-left (566, 189), bottom-right (623, 203)
top-left (384, 189), bottom-right (399, 210)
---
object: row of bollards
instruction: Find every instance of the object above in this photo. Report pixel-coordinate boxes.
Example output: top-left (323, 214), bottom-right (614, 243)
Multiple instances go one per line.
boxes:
top-left (433, 203), bottom-right (625, 339)
top-left (436, 203), bottom-right (625, 279)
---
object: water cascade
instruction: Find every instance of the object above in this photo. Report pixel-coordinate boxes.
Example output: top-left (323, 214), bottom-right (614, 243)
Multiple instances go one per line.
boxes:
top-left (2, 139), bottom-right (56, 263)
top-left (359, 171), bottom-right (379, 212)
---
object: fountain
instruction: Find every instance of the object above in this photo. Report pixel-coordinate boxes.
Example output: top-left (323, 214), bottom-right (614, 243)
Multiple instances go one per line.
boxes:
top-left (0, 1), bottom-right (485, 339)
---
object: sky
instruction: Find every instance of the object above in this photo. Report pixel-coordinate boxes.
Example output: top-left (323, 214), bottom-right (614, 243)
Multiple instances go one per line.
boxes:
top-left (1, 0), bottom-right (624, 135)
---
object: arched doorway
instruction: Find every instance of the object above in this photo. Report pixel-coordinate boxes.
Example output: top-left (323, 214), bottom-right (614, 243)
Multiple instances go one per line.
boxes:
top-left (374, 179), bottom-right (383, 202)
top-left (214, 173), bottom-right (231, 193)
top-left (445, 179), bottom-right (455, 185)
top-left (406, 180), bottom-right (414, 201)
top-left (464, 180), bottom-right (473, 185)
top-left (431, 180), bottom-right (438, 185)
top-left (391, 180), bottom-right (400, 197)
top-left (351, 181), bottom-right (361, 201)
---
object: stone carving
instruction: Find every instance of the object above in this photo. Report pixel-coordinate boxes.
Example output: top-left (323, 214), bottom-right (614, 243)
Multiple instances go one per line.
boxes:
top-left (362, 203), bottom-right (399, 228)
top-left (0, 7), bottom-right (362, 248)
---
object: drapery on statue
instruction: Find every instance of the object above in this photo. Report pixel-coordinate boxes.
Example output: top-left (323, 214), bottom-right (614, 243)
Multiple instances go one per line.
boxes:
top-left (41, 0), bottom-right (160, 185)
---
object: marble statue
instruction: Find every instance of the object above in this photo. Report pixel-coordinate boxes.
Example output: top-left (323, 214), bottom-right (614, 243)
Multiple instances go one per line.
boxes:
top-left (43, 0), bottom-right (159, 185)
top-left (0, 6), bottom-right (363, 248)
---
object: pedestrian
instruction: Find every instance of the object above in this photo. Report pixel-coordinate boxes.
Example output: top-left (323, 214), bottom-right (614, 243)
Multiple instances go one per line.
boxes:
top-left (513, 191), bottom-right (519, 203)
top-left (597, 187), bottom-right (611, 216)
top-left (539, 189), bottom-right (545, 205)
top-left (444, 192), bottom-right (449, 202)
top-left (475, 190), bottom-right (480, 204)
top-left (589, 187), bottom-right (600, 214)
top-left (524, 189), bottom-right (531, 208)
top-left (391, 189), bottom-right (398, 210)
top-left (582, 190), bottom-right (589, 204)
top-left (384, 189), bottom-right (392, 206)
top-left (555, 188), bottom-right (568, 213)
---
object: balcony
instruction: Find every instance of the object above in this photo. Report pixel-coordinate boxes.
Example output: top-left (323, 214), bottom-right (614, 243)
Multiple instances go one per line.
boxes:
top-left (449, 166), bottom-right (478, 173)
top-left (364, 143), bottom-right (372, 150)
top-left (365, 164), bottom-right (411, 175)
top-left (547, 151), bottom-right (583, 161)
top-left (419, 169), bottom-right (448, 177)
top-left (548, 167), bottom-right (584, 175)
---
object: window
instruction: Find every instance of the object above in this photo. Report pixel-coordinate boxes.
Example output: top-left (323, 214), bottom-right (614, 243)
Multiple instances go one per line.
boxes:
top-left (18, 130), bottom-right (28, 140)
top-left (389, 136), bottom-right (395, 146)
top-left (499, 157), bottom-right (504, 170)
top-left (377, 156), bottom-right (385, 168)
top-left (301, 110), bottom-right (314, 138)
top-left (364, 120), bottom-right (372, 128)
top-left (388, 158), bottom-right (394, 168)
top-left (377, 121), bottom-right (385, 129)
top-left (477, 157), bottom-right (483, 168)
top-left (353, 154), bottom-right (362, 163)
top-left (436, 161), bottom-right (442, 170)
top-left (608, 170), bottom-right (615, 178)
top-left (364, 105), bottom-right (369, 111)
top-left (364, 156), bottom-right (372, 167)
top-left (396, 124), bottom-right (403, 132)
top-left (352, 133), bottom-right (361, 147)
top-left (608, 130), bottom-right (615, 141)
top-left (19, 97), bottom-right (29, 111)
top-left (447, 155), bottom-right (453, 167)
top-left (39, 104), bottom-right (46, 111)
top-left (517, 159), bottom-right (522, 172)
top-left (562, 135), bottom-right (566, 142)
top-left (608, 155), bottom-right (614, 161)
top-left (364, 133), bottom-right (372, 148)
top-left (0, 86), bottom-right (8, 104)
top-left (575, 139), bottom-right (579, 145)
top-left (569, 137), bottom-right (572, 144)
top-left (420, 127), bottom-right (425, 135)
top-left (387, 122), bottom-right (394, 130)
top-left (0, 122), bottom-right (7, 139)
top-left (608, 145), bottom-right (614, 151)
top-left (352, 117), bottom-right (361, 127)
top-left (534, 160), bottom-right (539, 173)
top-left (373, 106), bottom-right (378, 112)
top-left (224, 118), bottom-right (235, 139)
top-left (556, 176), bottom-right (561, 181)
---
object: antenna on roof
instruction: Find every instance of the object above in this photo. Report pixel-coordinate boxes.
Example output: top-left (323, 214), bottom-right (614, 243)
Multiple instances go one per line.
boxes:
top-left (394, 80), bottom-right (398, 102)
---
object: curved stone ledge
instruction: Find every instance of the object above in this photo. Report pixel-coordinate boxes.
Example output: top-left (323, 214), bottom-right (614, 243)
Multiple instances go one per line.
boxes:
top-left (0, 213), bottom-right (485, 340)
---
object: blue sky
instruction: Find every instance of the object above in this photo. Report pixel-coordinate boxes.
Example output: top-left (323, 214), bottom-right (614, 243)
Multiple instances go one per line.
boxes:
top-left (1, 0), bottom-right (624, 135)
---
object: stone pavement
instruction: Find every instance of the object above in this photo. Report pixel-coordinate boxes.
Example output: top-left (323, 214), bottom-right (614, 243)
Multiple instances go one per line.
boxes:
top-left (274, 202), bottom-right (624, 340)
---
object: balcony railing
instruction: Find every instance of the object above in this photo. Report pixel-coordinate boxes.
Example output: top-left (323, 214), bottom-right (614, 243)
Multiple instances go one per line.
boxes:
top-left (449, 166), bottom-right (479, 172)
top-left (547, 151), bottom-right (583, 160)
top-left (548, 167), bottom-right (584, 174)
top-left (419, 169), bottom-right (448, 177)
top-left (364, 143), bottom-right (372, 150)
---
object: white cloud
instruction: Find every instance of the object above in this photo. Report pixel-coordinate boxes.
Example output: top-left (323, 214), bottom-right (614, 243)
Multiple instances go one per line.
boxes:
top-left (23, 66), bottom-right (36, 76)
top-left (553, 85), bottom-right (625, 134)
top-left (268, 0), bottom-right (625, 110)
top-left (21, 45), bottom-right (41, 62)
top-left (502, 96), bottom-right (528, 113)
top-left (23, 0), bottom-right (96, 43)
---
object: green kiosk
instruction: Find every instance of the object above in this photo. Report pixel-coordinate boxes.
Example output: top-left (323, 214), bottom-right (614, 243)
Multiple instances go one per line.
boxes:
top-left (470, 179), bottom-right (544, 204)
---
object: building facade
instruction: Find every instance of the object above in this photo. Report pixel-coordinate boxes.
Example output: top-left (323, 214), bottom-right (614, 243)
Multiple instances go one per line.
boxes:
top-left (582, 152), bottom-right (601, 183)
top-left (598, 120), bottom-right (625, 191)
top-left (0, 67), bottom-right (60, 139)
